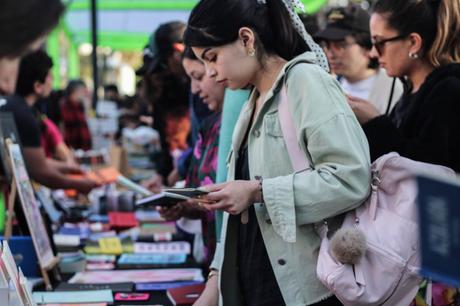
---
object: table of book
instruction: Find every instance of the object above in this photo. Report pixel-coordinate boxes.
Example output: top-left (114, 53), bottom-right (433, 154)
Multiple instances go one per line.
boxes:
top-left (33, 194), bottom-right (206, 306)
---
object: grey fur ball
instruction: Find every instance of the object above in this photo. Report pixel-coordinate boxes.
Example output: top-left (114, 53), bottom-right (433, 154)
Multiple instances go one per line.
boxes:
top-left (330, 227), bottom-right (367, 265)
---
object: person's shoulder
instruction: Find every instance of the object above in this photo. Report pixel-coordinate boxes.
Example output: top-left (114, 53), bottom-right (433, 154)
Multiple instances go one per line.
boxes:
top-left (426, 64), bottom-right (460, 89)
top-left (0, 96), bottom-right (34, 119)
top-left (0, 95), bottom-right (25, 111)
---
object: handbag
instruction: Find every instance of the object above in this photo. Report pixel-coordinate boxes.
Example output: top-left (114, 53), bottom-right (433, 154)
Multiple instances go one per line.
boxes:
top-left (277, 83), bottom-right (455, 306)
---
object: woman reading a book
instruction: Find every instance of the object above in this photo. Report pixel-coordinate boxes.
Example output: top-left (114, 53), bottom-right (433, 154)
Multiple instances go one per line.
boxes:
top-left (158, 46), bottom-right (226, 264)
top-left (183, 0), bottom-right (371, 305)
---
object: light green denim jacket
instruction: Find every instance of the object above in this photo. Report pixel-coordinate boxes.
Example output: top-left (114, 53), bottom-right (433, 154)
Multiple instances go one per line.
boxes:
top-left (211, 52), bottom-right (371, 306)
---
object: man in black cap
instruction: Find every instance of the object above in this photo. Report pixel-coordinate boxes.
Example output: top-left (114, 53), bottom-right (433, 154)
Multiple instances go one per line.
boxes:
top-left (315, 5), bottom-right (403, 114)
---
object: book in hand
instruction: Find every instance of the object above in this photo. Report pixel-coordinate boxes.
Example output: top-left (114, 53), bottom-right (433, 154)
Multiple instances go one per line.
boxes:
top-left (416, 174), bottom-right (460, 287)
top-left (167, 283), bottom-right (205, 306)
top-left (162, 187), bottom-right (209, 198)
top-left (135, 187), bottom-right (209, 208)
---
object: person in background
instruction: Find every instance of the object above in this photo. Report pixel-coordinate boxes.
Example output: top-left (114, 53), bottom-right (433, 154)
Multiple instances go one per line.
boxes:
top-left (299, 13), bottom-right (320, 40)
top-left (154, 46), bottom-right (226, 263)
top-left (348, 0), bottom-right (460, 304)
top-left (138, 22), bottom-right (191, 186)
top-left (104, 84), bottom-right (122, 107)
top-left (0, 50), bottom-right (97, 193)
top-left (185, 0), bottom-right (371, 305)
top-left (36, 89), bottom-right (64, 127)
top-left (60, 79), bottom-right (93, 151)
top-left (16, 50), bottom-right (75, 164)
top-left (315, 5), bottom-right (403, 115)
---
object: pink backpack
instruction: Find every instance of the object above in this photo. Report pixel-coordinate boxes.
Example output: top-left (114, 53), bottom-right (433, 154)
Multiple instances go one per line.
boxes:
top-left (278, 84), bottom-right (456, 306)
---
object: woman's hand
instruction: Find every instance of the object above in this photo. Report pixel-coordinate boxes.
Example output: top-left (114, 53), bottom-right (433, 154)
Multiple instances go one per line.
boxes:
top-left (157, 199), bottom-right (207, 220)
top-left (74, 178), bottom-right (100, 194)
top-left (347, 95), bottom-right (380, 124)
top-left (201, 180), bottom-right (260, 215)
top-left (142, 174), bottom-right (163, 194)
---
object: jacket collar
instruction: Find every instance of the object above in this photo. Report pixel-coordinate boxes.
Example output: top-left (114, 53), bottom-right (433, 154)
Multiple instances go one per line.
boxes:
top-left (231, 51), bottom-right (318, 155)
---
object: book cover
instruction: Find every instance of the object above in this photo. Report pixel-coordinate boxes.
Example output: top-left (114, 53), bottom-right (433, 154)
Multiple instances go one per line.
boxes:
top-left (32, 290), bottom-right (114, 304)
top-left (136, 280), bottom-right (203, 291)
top-left (136, 188), bottom-right (209, 208)
top-left (134, 242), bottom-right (191, 255)
top-left (167, 283), bottom-right (205, 306)
top-left (117, 253), bottom-right (187, 266)
top-left (135, 192), bottom-right (190, 207)
top-left (417, 174), bottom-right (460, 287)
top-left (68, 269), bottom-right (204, 284)
top-left (162, 187), bottom-right (209, 198)
top-left (108, 212), bottom-right (139, 229)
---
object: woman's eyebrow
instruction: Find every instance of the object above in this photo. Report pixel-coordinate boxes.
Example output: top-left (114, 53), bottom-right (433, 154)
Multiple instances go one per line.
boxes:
top-left (201, 48), bottom-right (212, 60)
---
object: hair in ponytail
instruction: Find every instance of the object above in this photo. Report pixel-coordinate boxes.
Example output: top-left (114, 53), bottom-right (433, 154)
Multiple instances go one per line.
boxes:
top-left (184, 0), bottom-right (309, 61)
top-left (373, 0), bottom-right (460, 67)
top-left (429, 0), bottom-right (460, 66)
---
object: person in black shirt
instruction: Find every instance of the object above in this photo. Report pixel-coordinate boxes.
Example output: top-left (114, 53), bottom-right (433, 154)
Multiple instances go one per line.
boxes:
top-left (348, 0), bottom-right (460, 173)
top-left (1, 50), bottom-right (98, 193)
top-left (0, 0), bottom-right (64, 191)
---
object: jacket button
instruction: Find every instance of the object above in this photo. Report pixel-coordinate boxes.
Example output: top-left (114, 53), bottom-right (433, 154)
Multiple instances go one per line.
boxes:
top-left (253, 130), bottom-right (261, 137)
top-left (266, 219), bottom-right (272, 224)
top-left (278, 259), bottom-right (286, 266)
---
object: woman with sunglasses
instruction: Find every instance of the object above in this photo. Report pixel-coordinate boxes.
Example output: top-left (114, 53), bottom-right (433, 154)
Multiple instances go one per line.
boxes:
top-left (349, 0), bottom-right (460, 176)
top-left (349, 1), bottom-right (460, 304)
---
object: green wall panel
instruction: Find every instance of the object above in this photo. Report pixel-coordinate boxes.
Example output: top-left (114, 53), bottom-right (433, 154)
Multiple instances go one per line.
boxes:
top-left (68, 0), bottom-right (326, 13)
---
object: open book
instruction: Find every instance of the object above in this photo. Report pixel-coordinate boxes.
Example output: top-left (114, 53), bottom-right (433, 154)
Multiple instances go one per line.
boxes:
top-left (135, 188), bottom-right (209, 207)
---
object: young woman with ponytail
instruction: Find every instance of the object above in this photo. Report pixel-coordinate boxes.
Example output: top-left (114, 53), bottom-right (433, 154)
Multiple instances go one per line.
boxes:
top-left (349, 0), bottom-right (460, 173)
top-left (185, 0), bottom-right (371, 305)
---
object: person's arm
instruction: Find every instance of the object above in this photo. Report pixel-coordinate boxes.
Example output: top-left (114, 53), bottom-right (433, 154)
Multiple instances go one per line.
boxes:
top-left (54, 142), bottom-right (77, 165)
top-left (23, 147), bottom-right (97, 193)
top-left (43, 118), bottom-right (76, 164)
top-left (263, 65), bottom-right (371, 226)
top-left (193, 271), bottom-right (218, 306)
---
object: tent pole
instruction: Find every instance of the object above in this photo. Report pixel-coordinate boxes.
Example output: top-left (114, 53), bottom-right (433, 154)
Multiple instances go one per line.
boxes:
top-left (91, 0), bottom-right (99, 109)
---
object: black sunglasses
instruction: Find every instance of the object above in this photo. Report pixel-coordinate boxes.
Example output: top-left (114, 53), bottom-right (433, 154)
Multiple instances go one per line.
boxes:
top-left (372, 34), bottom-right (407, 56)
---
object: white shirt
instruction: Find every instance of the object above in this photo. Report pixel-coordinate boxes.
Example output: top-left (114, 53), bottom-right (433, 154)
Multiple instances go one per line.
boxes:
top-left (340, 74), bottom-right (377, 100)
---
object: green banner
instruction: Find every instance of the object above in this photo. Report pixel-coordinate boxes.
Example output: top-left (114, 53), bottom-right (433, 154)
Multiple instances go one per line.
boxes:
top-left (69, 0), bottom-right (327, 13)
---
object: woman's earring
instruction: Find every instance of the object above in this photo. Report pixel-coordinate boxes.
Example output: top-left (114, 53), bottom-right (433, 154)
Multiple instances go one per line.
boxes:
top-left (409, 52), bottom-right (419, 59)
top-left (248, 48), bottom-right (256, 57)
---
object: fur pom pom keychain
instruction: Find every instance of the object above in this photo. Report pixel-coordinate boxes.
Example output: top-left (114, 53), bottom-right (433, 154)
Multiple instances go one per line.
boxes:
top-left (330, 227), bottom-right (367, 265)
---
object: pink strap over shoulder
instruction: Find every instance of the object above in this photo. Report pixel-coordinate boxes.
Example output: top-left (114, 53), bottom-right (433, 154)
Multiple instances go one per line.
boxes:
top-left (278, 85), bottom-right (311, 172)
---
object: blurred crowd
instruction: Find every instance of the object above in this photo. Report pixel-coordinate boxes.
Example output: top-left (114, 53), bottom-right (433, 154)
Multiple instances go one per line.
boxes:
top-left (1, 0), bottom-right (460, 305)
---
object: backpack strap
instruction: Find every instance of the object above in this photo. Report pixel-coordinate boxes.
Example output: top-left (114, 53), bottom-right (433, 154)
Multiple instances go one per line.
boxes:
top-left (278, 60), bottom-right (313, 172)
top-left (278, 85), bottom-right (311, 172)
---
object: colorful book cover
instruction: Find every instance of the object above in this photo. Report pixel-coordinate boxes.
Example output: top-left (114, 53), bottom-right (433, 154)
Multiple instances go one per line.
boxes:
top-left (167, 283), bottom-right (205, 306)
top-left (136, 281), bottom-right (203, 291)
top-left (69, 269), bottom-right (204, 284)
top-left (417, 174), bottom-right (460, 287)
top-left (134, 242), bottom-right (191, 255)
top-left (117, 253), bottom-right (187, 266)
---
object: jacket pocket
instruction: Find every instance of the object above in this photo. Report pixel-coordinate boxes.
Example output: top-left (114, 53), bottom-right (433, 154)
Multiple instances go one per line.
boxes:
top-left (264, 113), bottom-right (283, 138)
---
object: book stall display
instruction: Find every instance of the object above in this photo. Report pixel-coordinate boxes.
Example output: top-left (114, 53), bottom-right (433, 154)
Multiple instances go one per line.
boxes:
top-left (0, 124), bottom-right (207, 305)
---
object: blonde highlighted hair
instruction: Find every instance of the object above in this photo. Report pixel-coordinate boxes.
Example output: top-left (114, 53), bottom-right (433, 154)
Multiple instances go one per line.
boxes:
top-left (374, 0), bottom-right (460, 67)
top-left (429, 0), bottom-right (460, 66)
